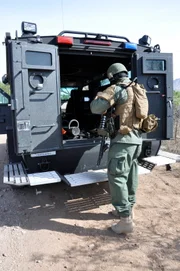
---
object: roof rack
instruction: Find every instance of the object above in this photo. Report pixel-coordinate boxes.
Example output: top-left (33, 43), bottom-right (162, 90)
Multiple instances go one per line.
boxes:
top-left (58, 30), bottom-right (130, 42)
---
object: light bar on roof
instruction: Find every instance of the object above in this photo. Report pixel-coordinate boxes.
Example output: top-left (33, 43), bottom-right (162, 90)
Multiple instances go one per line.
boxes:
top-left (57, 36), bottom-right (74, 45)
top-left (84, 39), bottom-right (112, 46)
top-left (123, 42), bottom-right (137, 50)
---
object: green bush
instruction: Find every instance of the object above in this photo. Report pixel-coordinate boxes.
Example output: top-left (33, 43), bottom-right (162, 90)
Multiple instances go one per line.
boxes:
top-left (0, 82), bottom-right (10, 95)
top-left (174, 91), bottom-right (180, 106)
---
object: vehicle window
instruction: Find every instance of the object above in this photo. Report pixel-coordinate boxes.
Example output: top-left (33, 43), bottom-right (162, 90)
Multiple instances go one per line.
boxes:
top-left (0, 90), bottom-right (9, 104)
top-left (26, 51), bottom-right (52, 66)
top-left (60, 87), bottom-right (78, 113)
top-left (60, 87), bottom-right (78, 101)
top-left (100, 78), bottom-right (110, 86)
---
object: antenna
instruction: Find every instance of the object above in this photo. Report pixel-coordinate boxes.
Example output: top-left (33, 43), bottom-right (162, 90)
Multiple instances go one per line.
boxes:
top-left (15, 30), bottom-right (18, 39)
top-left (61, 0), bottom-right (65, 30)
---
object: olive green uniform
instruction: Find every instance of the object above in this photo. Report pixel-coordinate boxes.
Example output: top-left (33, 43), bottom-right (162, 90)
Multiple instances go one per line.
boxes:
top-left (90, 78), bottom-right (142, 217)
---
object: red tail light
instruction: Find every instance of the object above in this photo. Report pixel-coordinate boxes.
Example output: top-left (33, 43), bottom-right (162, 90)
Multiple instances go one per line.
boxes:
top-left (84, 39), bottom-right (111, 46)
top-left (57, 36), bottom-right (73, 45)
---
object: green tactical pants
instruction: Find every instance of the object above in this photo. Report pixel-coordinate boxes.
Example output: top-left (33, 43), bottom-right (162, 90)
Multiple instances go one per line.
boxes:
top-left (108, 142), bottom-right (142, 217)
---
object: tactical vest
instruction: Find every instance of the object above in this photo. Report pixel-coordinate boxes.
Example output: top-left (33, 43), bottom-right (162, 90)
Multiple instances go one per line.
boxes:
top-left (115, 84), bottom-right (142, 135)
top-left (95, 82), bottom-right (148, 135)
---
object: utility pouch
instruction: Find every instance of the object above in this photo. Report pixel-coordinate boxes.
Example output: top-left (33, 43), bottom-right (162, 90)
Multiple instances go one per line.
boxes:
top-left (141, 114), bottom-right (159, 133)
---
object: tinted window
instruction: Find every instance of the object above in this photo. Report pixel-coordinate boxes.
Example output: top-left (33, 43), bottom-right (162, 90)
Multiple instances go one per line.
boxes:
top-left (60, 87), bottom-right (78, 100)
top-left (145, 60), bottom-right (166, 71)
top-left (100, 78), bottom-right (110, 86)
top-left (0, 94), bottom-right (9, 104)
top-left (26, 51), bottom-right (52, 66)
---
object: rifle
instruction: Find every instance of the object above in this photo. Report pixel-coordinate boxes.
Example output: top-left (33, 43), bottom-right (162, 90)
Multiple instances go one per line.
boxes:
top-left (97, 115), bottom-right (109, 166)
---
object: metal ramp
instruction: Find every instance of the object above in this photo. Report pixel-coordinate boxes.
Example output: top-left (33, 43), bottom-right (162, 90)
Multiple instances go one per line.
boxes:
top-left (3, 163), bottom-right (61, 186)
top-left (3, 152), bottom-right (177, 187)
top-left (142, 155), bottom-right (176, 166)
top-left (28, 171), bottom-right (61, 186)
top-left (64, 170), bottom-right (108, 187)
top-left (158, 150), bottom-right (180, 162)
top-left (64, 165), bottom-right (151, 187)
top-left (4, 163), bottom-right (29, 186)
top-left (63, 154), bottom-right (177, 187)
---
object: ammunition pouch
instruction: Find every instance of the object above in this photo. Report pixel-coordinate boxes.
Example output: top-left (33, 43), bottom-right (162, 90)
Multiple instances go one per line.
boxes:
top-left (141, 114), bottom-right (158, 133)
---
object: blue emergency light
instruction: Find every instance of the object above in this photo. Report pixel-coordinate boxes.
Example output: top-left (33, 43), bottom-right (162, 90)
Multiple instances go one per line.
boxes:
top-left (123, 42), bottom-right (137, 50)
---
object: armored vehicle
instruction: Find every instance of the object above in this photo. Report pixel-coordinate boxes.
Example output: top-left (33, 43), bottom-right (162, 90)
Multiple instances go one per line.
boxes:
top-left (0, 22), bottom-right (175, 187)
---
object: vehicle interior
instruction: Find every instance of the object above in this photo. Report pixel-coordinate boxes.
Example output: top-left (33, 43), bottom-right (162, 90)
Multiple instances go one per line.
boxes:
top-left (59, 53), bottom-right (132, 140)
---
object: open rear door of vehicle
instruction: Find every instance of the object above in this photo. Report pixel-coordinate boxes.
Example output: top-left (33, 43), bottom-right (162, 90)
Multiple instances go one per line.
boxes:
top-left (0, 88), bottom-right (11, 134)
top-left (132, 51), bottom-right (173, 140)
top-left (9, 40), bottom-right (62, 155)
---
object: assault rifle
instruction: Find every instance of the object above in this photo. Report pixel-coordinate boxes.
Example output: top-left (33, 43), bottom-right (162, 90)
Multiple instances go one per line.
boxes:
top-left (96, 115), bottom-right (109, 166)
top-left (96, 110), bottom-right (120, 166)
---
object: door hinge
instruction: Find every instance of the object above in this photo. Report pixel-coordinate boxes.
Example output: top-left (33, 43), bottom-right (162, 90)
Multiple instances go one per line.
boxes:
top-left (11, 99), bottom-right (17, 110)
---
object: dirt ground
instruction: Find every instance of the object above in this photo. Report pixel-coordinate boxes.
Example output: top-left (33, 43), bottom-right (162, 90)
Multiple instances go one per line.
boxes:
top-left (0, 135), bottom-right (180, 271)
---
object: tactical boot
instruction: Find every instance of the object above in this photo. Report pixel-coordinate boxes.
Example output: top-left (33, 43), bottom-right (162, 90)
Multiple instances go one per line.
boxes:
top-left (110, 209), bottom-right (134, 220)
top-left (111, 216), bottom-right (134, 234)
top-left (110, 209), bottom-right (120, 218)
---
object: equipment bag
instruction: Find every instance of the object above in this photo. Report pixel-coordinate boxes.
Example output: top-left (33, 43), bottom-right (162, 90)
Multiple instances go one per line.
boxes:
top-left (124, 81), bottom-right (158, 133)
top-left (131, 83), bottom-right (149, 119)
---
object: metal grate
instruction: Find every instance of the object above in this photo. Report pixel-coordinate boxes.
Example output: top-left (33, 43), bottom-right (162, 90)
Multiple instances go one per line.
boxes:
top-left (138, 159), bottom-right (156, 171)
top-left (64, 192), bottom-right (111, 213)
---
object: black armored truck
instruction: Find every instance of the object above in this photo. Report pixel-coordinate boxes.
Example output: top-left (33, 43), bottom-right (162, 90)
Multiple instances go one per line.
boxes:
top-left (0, 21), bottom-right (175, 187)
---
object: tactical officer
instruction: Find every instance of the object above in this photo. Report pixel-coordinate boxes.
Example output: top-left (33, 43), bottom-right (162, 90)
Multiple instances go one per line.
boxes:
top-left (90, 63), bottom-right (148, 234)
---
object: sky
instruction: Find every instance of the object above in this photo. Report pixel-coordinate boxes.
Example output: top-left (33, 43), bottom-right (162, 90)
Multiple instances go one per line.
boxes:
top-left (0, 0), bottom-right (180, 80)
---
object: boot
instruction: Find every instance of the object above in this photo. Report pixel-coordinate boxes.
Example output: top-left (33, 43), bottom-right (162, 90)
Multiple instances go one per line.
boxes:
top-left (111, 216), bottom-right (134, 234)
top-left (110, 209), bottom-right (134, 220)
top-left (110, 209), bottom-right (121, 218)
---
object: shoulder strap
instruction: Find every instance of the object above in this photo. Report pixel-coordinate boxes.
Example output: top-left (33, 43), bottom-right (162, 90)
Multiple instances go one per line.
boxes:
top-left (116, 82), bottom-right (130, 89)
top-left (116, 77), bottom-right (137, 89)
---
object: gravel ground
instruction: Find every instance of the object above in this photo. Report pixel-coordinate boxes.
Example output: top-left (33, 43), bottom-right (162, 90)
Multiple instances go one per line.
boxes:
top-left (0, 134), bottom-right (180, 271)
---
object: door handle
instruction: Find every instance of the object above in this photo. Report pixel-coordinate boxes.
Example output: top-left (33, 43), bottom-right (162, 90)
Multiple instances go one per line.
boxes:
top-left (32, 124), bottom-right (55, 128)
top-left (30, 91), bottom-right (54, 95)
top-left (167, 100), bottom-right (172, 109)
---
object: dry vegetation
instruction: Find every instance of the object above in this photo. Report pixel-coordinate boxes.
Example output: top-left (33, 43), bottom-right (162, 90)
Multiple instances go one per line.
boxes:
top-left (162, 105), bottom-right (180, 154)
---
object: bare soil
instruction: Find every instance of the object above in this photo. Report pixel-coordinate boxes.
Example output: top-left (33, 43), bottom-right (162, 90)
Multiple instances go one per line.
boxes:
top-left (0, 135), bottom-right (180, 271)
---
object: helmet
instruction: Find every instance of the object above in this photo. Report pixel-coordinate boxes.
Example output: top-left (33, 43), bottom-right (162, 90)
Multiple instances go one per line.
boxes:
top-left (107, 63), bottom-right (128, 80)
